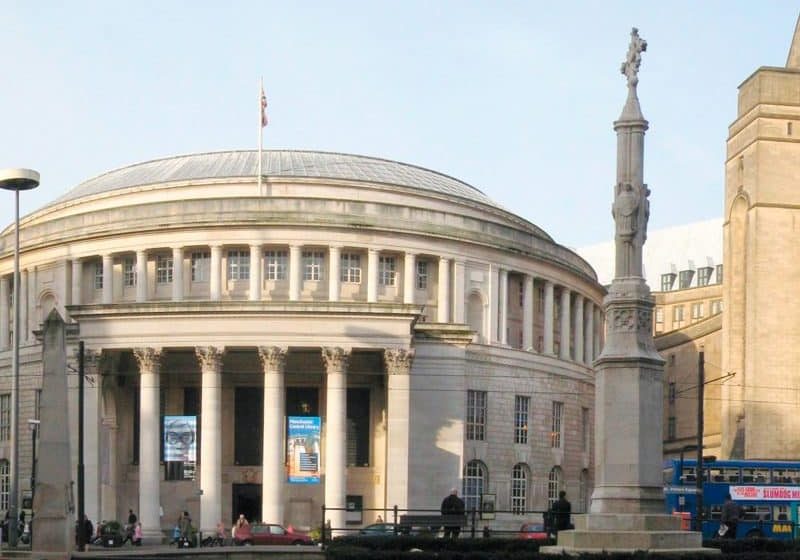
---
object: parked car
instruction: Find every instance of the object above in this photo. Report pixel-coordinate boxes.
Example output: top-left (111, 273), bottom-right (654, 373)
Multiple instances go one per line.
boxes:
top-left (248, 523), bottom-right (313, 545)
top-left (518, 522), bottom-right (549, 541)
top-left (359, 523), bottom-right (401, 536)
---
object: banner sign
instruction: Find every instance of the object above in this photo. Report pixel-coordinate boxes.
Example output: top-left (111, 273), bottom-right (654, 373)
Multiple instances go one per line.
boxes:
top-left (164, 415), bottom-right (197, 463)
top-left (730, 485), bottom-right (800, 501)
top-left (287, 416), bottom-right (321, 484)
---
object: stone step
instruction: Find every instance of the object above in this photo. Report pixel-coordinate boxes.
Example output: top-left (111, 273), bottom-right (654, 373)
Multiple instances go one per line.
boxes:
top-left (556, 529), bottom-right (703, 550)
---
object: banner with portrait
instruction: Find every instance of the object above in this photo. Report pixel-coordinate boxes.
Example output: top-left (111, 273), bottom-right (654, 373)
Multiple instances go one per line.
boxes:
top-left (164, 415), bottom-right (197, 480)
top-left (287, 416), bottom-right (321, 484)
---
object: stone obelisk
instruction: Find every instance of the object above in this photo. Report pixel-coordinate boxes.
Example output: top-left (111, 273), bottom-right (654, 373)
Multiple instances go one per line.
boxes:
top-left (543, 29), bottom-right (710, 554)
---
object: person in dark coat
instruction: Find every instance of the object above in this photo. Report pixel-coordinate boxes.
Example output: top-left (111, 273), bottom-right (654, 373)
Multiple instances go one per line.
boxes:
top-left (720, 493), bottom-right (743, 539)
top-left (550, 491), bottom-right (572, 533)
top-left (440, 488), bottom-right (465, 539)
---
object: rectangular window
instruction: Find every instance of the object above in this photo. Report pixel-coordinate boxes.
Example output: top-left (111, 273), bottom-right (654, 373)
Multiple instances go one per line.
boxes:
top-left (227, 250), bottom-right (250, 280)
top-left (537, 285), bottom-right (545, 314)
top-left (303, 251), bottom-right (324, 281)
top-left (514, 395), bottom-right (529, 444)
top-left (691, 302), bottom-right (704, 320)
top-left (551, 401), bottom-right (564, 449)
top-left (379, 255), bottom-right (396, 286)
top-left (341, 253), bottom-right (362, 284)
top-left (660, 273), bottom-right (676, 292)
top-left (264, 250), bottom-right (288, 281)
top-left (347, 388), bottom-right (370, 467)
top-left (416, 261), bottom-right (428, 290)
top-left (711, 299), bottom-right (724, 315)
top-left (234, 388), bottom-right (263, 466)
top-left (668, 416), bottom-right (676, 440)
top-left (581, 407), bottom-right (590, 452)
top-left (518, 279), bottom-right (524, 308)
top-left (191, 251), bottom-right (210, 282)
top-left (673, 305), bottom-right (685, 323)
top-left (94, 261), bottom-right (103, 290)
top-left (0, 394), bottom-right (9, 441)
top-left (668, 382), bottom-right (676, 404)
top-left (0, 460), bottom-right (7, 512)
top-left (697, 267), bottom-right (713, 287)
top-left (678, 270), bottom-right (694, 289)
top-left (123, 257), bottom-right (136, 287)
top-left (655, 307), bottom-right (664, 324)
top-left (466, 390), bottom-right (487, 441)
top-left (715, 264), bottom-right (723, 284)
top-left (156, 254), bottom-right (173, 284)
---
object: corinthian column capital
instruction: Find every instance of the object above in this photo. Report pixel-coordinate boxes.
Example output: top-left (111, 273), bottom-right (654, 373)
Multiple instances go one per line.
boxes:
top-left (196, 346), bottom-right (225, 372)
top-left (384, 348), bottom-right (415, 375)
top-left (258, 346), bottom-right (287, 373)
top-left (133, 347), bottom-right (163, 375)
top-left (321, 347), bottom-right (350, 374)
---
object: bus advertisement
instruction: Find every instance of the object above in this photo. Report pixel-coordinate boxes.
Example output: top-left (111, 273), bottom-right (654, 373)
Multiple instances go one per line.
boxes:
top-left (664, 459), bottom-right (800, 540)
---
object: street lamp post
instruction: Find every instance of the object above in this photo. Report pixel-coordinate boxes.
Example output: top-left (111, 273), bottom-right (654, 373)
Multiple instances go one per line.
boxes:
top-left (28, 420), bottom-right (39, 507)
top-left (0, 169), bottom-right (40, 547)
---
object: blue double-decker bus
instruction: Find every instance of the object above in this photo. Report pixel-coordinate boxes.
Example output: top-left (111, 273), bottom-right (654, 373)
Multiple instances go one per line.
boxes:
top-left (664, 458), bottom-right (800, 539)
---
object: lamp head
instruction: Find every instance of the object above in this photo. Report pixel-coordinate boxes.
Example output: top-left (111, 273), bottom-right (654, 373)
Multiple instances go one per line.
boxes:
top-left (0, 169), bottom-right (39, 192)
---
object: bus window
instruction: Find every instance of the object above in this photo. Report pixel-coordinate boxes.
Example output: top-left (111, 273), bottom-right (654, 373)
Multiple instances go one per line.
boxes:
top-left (772, 468), bottom-right (800, 484)
top-left (774, 505), bottom-right (790, 521)
top-left (708, 467), bottom-right (724, 483)
top-left (741, 467), bottom-right (769, 483)
top-left (663, 467), bottom-right (674, 486)
top-left (681, 466), bottom-right (696, 483)
top-left (708, 505), bottom-right (722, 520)
top-left (722, 468), bottom-right (740, 483)
top-left (743, 505), bottom-right (771, 522)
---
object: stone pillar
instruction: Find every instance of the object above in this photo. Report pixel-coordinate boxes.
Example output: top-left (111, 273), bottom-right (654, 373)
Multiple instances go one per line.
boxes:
top-left (499, 269), bottom-right (509, 345)
top-left (453, 260), bottom-right (466, 323)
top-left (210, 245), bottom-right (222, 300)
top-left (197, 346), bottom-right (224, 534)
top-left (594, 308), bottom-right (602, 360)
top-left (543, 281), bottom-right (554, 354)
top-left (559, 287), bottom-right (571, 360)
top-left (102, 254), bottom-right (114, 305)
top-left (385, 348), bottom-right (415, 510)
top-left (574, 294), bottom-right (584, 363)
top-left (249, 244), bottom-right (262, 301)
top-left (83, 350), bottom-right (102, 525)
top-left (258, 346), bottom-right (286, 524)
top-left (437, 258), bottom-right (450, 323)
top-left (328, 246), bottom-right (341, 302)
top-left (72, 259), bottom-right (82, 306)
top-left (135, 250), bottom-right (147, 303)
top-left (367, 249), bottom-right (379, 303)
top-left (172, 247), bottom-right (184, 302)
top-left (403, 253), bottom-right (416, 305)
top-left (523, 275), bottom-right (534, 351)
top-left (322, 347), bottom-right (349, 535)
top-left (133, 347), bottom-right (162, 542)
top-left (101, 416), bottom-right (118, 523)
top-left (0, 275), bottom-right (8, 350)
top-left (584, 301), bottom-right (594, 364)
top-left (289, 245), bottom-right (302, 301)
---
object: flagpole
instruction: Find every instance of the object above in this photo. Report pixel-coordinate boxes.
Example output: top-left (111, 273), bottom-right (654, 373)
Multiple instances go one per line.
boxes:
top-left (258, 77), bottom-right (264, 196)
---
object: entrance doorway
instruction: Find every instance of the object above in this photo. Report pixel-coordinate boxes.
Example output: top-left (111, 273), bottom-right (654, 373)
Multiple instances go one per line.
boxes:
top-left (232, 483), bottom-right (262, 524)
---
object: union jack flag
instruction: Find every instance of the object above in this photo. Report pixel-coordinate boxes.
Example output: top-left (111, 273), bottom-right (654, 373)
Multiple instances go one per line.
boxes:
top-left (261, 87), bottom-right (268, 127)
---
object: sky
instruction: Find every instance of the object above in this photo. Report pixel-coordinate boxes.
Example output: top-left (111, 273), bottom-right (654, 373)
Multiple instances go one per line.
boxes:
top-left (0, 1), bottom-right (797, 249)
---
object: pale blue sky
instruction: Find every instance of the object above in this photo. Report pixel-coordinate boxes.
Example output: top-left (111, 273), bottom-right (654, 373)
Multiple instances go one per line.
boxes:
top-left (1, 1), bottom-right (797, 248)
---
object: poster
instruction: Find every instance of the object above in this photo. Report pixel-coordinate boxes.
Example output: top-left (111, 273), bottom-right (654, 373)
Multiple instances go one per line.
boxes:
top-left (287, 416), bottom-right (321, 484)
top-left (164, 415), bottom-right (197, 463)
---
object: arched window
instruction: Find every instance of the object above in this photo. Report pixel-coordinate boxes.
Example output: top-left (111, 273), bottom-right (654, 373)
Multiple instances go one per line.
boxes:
top-left (548, 466), bottom-right (563, 506)
top-left (0, 460), bottom-right (9, 512)
top-left (579, 469), bottom-right (589, 513)
top-left (511, 463), bottom-right (530, 514)
top-left (466, 292), bottom-right (484, 343)
top-left (463, 460), bottom-right (487, 513)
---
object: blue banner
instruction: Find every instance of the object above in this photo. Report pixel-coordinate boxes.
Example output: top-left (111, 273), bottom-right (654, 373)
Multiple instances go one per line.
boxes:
top-left (287, 416), bottom-right (321, 484)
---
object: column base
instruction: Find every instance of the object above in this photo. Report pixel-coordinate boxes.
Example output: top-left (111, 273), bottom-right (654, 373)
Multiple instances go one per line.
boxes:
top-left (540, 514), bottom-right (717, 555)
top-left (141, 529), bottom-right (166, 546)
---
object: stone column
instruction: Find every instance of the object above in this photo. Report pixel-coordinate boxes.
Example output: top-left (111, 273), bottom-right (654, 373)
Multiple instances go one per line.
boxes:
top-left (523, 275), bottom-right (534, 351)
top-left (328, 246), bottom-right (341, 302)
top-left (453, 260), bottom-right (466, 323)
top-left (210, 245), bottom-right (222, 300)
top-left (403, 253), bottom-right (416, 305)
top-left (197, 346), bottom-right (224, 534)
top-left (543, 281), bottom-right (555, 354)
top-left (437, 258), bottom-right (450, 323)
top-left (101, 416), bottom-right (118, 523)
top-left (249, 244), bottom-right (262, 301)
top-left (289, 245), bottom-right (302, 301)
top-left (594, 308), bottom-right (602, 360)
top-left (135, 250), bottom-right (147, 303)
top-left (72, 259), bottom-right (82, 306)
top-left (367, 249), bottom-right (379, 303)
top-left (172, 247), bottom-right (184, 302)
top-left (102, 254), bottom-right (114, 304)
top-left (499, 269), bottom-right (509, 345)
top-left (488, 265), bottom-right (498, 343)
top-left (574, 294), bottom-right (584, 363)
top-left (258, 346), bottom-right (286, 524)
top-left (0, 275), bottom-right (9, 350)
top-left (559, 288), bottom-right (571, 360)
top-left (83, 350), bottom-right (102, 525)
top-left (133, 347), bottom-right (162, 542)
top-left (322, 347), bottom-right (349, 535)
top-left (385, 348), bottom-right (415, 510)
top-left (584, 301), bottom-right (594, 364)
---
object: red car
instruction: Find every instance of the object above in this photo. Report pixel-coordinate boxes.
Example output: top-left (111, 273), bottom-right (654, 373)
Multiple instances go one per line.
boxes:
top-left (518, 522), bottom-right (549, 541)
top-left (248, 523), bottom-right (314, 545)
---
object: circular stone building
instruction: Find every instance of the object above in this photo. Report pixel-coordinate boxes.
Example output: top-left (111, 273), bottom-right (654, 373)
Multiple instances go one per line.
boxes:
top-left (0, 150), bottom-right (604, 539)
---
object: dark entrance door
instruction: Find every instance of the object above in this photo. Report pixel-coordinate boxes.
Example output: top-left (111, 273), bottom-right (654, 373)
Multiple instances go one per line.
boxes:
top-left (232, 483), bottom-right (262, 524)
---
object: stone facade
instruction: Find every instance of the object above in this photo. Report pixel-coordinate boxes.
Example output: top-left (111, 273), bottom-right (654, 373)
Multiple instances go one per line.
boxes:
top-left (0, 150), bottom-right (604, 537)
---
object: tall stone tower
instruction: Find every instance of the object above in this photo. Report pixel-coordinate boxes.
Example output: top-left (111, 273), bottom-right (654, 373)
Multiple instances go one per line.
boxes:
top-left (544, 29), bottom-right (705, 554)
top-left (722, 16), bottom-right (800, 460)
